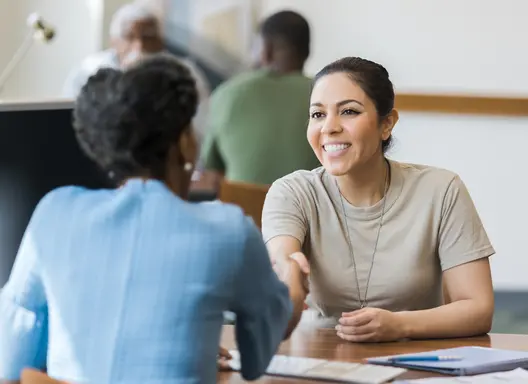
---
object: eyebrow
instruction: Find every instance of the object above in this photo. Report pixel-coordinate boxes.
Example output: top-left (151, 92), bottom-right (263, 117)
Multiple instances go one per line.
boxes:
top-left (310, 99), bottom-right (364, 108)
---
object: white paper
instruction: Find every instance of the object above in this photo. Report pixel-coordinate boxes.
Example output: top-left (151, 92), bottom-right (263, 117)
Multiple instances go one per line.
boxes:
top-left (228, 350), bottom-right (405, 384)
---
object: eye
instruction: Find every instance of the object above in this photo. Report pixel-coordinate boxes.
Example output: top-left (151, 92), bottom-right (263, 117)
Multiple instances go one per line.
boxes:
top-left (342, 108), bottom-right (359, 116)
top-left (310, 111), bottom-right (324, 119)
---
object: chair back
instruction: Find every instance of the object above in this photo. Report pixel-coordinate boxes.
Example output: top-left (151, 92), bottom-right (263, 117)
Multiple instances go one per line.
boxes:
top-left (219, 181), bottom-right (269, 228)
top-left (21, 369), bottom-right (68, 384)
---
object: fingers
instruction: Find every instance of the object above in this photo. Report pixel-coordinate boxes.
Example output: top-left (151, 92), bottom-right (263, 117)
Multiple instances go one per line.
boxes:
top-left (338, 311), bottom-right (372, 326)
top-left (336, 309), bottom-right (376, 339)
top-left (336, 322), bottom-right (377, 336)
top-left (337, 331), bottom-right (377, 342)
top-left (217, 359), bottom-right (232, 371)
top-left (217, 347), bottom-right (232, 371)
top-left (290, 252), bottom-right (310, 274)
top-left (218, 347), bottom-right (231, 359)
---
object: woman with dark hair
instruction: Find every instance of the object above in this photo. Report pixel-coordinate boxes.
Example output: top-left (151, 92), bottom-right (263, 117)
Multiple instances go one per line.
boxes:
top-left (264, 57), bottom-right (495, 342)
top-left (0, 56), bottom-right (298, 383)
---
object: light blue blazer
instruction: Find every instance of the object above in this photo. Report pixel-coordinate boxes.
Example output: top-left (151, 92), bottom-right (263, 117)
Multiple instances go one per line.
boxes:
top-left (0, 179), bottom-right (292, 383)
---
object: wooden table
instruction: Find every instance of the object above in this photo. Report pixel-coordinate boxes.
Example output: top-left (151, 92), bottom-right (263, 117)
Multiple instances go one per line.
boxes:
top-left (218, 325), bottom-right (528, 383)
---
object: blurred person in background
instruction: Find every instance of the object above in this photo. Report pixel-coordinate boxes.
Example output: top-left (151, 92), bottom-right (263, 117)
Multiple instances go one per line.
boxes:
top-left (0, 56), bottom-right (302, 383)
top-left (195, 10), bottom-right (320, 191)
top-left (62, 2), bottom-right (211, 144)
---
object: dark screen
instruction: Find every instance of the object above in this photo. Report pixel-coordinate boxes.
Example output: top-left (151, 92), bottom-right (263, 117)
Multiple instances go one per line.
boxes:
top-left (0, 103), bottom-right (110, 286)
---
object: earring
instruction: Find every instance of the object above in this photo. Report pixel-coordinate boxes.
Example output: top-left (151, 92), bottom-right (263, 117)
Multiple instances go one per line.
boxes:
top-left (183, 162), bottom-right (193, 172)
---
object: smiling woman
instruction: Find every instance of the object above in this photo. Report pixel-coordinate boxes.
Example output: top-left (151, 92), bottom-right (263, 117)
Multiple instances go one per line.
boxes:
top-left (262, 56), bottom-right (496, 343)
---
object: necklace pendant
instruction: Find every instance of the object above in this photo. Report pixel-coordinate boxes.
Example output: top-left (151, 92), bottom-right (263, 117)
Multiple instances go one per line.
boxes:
top-left (360, 302), bottom-right (367, 309)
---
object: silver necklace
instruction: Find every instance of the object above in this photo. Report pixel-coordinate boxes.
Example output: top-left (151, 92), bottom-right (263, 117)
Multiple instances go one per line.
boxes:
top-left (336, 160), bottom-right (390, 309)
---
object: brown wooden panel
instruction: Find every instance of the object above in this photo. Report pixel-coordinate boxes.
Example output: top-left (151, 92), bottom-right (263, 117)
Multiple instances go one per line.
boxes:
top-left (396, 93), bottom-right (528, 116)
top-left (218, 181), bottom-right (269, 229)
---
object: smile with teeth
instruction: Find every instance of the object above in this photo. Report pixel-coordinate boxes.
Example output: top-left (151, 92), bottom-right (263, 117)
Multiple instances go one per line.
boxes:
top-left (323, 143), bottom-right (351, 152)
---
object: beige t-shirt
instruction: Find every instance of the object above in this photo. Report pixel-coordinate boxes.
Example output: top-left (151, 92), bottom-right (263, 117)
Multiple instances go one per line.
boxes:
top-left (262, 160), bottom-right (495, 327)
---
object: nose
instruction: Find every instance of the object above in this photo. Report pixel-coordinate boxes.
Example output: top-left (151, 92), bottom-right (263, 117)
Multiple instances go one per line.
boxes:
top-left (320, 114), bottom-right (342, 135)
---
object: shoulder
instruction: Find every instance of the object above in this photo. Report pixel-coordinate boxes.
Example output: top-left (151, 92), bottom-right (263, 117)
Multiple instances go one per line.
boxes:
top-left (212, 70), bottom-right (269, 98)
top-left (273, 167), bottom-right (326, 188)
top-left (36, 185), bottom-right (86, 208)
top-left (64, 50), bottom-right (118, 91)
top-left (394, 161), bottom-right (461, 190)
top-left (28, 186), bottom-right (97, 227)
top-left (266, 167), bottom-right (327, 203)
top-left (191, 200), bottom-right (257, 239)
top-left (78, 50), bottom-right (118, 72)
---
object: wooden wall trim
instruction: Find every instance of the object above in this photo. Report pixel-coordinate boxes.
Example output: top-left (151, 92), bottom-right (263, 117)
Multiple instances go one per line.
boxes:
top-left (395, 94), bottom-right (528, 116)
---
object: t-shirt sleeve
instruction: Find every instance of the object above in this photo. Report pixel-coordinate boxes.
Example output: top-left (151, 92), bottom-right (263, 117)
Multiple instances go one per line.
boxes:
top-left (261, 178), bottom-right (308, 244)
top-left (438, 175), bottom-right (495, 271)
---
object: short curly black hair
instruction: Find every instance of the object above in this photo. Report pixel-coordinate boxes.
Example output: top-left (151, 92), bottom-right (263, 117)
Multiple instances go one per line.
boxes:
top-left (260, 10), bottom-right (310, 61)
top-left (73, 54), bottom-right (198, 182)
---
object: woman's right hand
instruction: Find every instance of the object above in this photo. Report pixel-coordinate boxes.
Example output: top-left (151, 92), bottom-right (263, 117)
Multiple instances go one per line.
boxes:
top-left (273, 252), bottom-right (310, 305)
top-left (274, 252), bottom-right (309, 284)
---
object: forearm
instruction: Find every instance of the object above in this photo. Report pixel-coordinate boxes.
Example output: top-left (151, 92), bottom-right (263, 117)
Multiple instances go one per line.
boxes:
top-left (278, 255), bottom-right (307, 340)
top-left (284, 284), bottom-right (305, 339)
top-left (397, 299), bottom-right (493, 339)
top-left (267, 239), bottom-right (308, 339)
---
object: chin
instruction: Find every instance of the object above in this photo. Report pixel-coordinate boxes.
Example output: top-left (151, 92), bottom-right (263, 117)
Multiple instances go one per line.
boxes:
top-left (323, 163), bottom-right (351, 176)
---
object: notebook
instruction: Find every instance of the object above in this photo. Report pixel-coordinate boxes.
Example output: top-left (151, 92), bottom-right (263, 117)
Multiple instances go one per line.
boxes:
top-left (228, 350), bottom-right (406, 383)
top-left (393, 368), bottom-right (528, 383)
top-left (367, 347), bottom-right (528, 376)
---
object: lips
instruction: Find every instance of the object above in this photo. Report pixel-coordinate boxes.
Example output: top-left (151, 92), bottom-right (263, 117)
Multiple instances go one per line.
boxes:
top-left (323, 143), bottom-right (351, 153)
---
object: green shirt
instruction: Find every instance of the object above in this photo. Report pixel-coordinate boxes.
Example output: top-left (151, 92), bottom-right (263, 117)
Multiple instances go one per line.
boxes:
top-left (200, 69), bottom-right (320, 185)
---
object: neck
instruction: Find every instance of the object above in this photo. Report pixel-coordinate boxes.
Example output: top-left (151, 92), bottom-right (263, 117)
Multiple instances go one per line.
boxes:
top-left (266, 61), bottom-right (304, 75)
top-left (336, 155), bottom-right (389, 207)
top-left (121, 170), bottom-right (189, 199)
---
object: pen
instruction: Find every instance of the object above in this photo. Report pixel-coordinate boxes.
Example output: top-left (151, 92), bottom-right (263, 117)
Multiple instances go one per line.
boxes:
top-left (388, 355), bottom-right (463, 362)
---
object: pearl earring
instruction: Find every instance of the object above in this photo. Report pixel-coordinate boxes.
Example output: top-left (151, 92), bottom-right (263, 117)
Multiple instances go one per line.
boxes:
top-left (183, 162), bottom-right (193, 172)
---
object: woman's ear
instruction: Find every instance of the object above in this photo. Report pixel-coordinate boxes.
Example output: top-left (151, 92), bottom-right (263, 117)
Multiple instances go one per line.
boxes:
top-left (381, 109), bottom-right (399, 141)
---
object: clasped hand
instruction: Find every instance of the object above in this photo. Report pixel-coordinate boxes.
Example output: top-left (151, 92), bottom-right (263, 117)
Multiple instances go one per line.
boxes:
top-left (336, 308), bottom-right (406, 342)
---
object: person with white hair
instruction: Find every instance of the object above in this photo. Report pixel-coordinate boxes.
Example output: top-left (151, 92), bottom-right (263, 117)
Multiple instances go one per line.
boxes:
top-left (63, 3), bottom-right (211, 143)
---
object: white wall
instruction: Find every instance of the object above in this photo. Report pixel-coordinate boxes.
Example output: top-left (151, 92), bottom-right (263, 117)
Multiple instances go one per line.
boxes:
top-left (262, 0), bottom-right (528, 95)
top-left (262, 0), bottom-right (528, 290)
top-left (0, 0), bottom-right (104, 101)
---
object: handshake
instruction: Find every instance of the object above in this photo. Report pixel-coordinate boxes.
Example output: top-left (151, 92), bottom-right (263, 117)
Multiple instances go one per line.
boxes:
top-left (273, 252), bottom-right (311, 311)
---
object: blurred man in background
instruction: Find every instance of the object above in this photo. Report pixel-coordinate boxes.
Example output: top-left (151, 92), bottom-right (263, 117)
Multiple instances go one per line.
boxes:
top-left (63, 2), bottom-right (211, 144)
top-left (196, 10), bottom-right (319, 191)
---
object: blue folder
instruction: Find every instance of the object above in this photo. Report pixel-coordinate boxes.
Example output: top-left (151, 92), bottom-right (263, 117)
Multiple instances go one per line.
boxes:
top-left (367, 346), bottom-right (528, 375)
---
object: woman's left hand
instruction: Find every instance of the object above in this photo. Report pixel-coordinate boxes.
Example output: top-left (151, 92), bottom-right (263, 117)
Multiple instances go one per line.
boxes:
top-left (335, 308), bottom-right (406, 342)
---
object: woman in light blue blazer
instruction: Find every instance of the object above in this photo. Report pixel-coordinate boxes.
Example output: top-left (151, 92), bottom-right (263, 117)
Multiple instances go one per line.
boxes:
top-left (0, 56), bottom-right (304, 383)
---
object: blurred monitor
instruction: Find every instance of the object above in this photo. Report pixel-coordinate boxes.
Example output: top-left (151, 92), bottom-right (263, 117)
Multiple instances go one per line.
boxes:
top-left (0, 100), bottom-right (111, 286)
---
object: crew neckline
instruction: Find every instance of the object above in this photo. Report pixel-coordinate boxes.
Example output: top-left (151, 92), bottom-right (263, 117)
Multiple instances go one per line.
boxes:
top-left (325, 159), bottom-right (404, 221)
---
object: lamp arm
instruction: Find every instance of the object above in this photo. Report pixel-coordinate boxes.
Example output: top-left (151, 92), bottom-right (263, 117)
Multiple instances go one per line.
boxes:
top-left (0, 31), bottom-right (36, 94)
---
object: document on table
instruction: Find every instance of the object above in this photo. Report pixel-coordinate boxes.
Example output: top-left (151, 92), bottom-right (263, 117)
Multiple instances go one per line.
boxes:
top-left (394, 368), bottom-right (528, 383)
